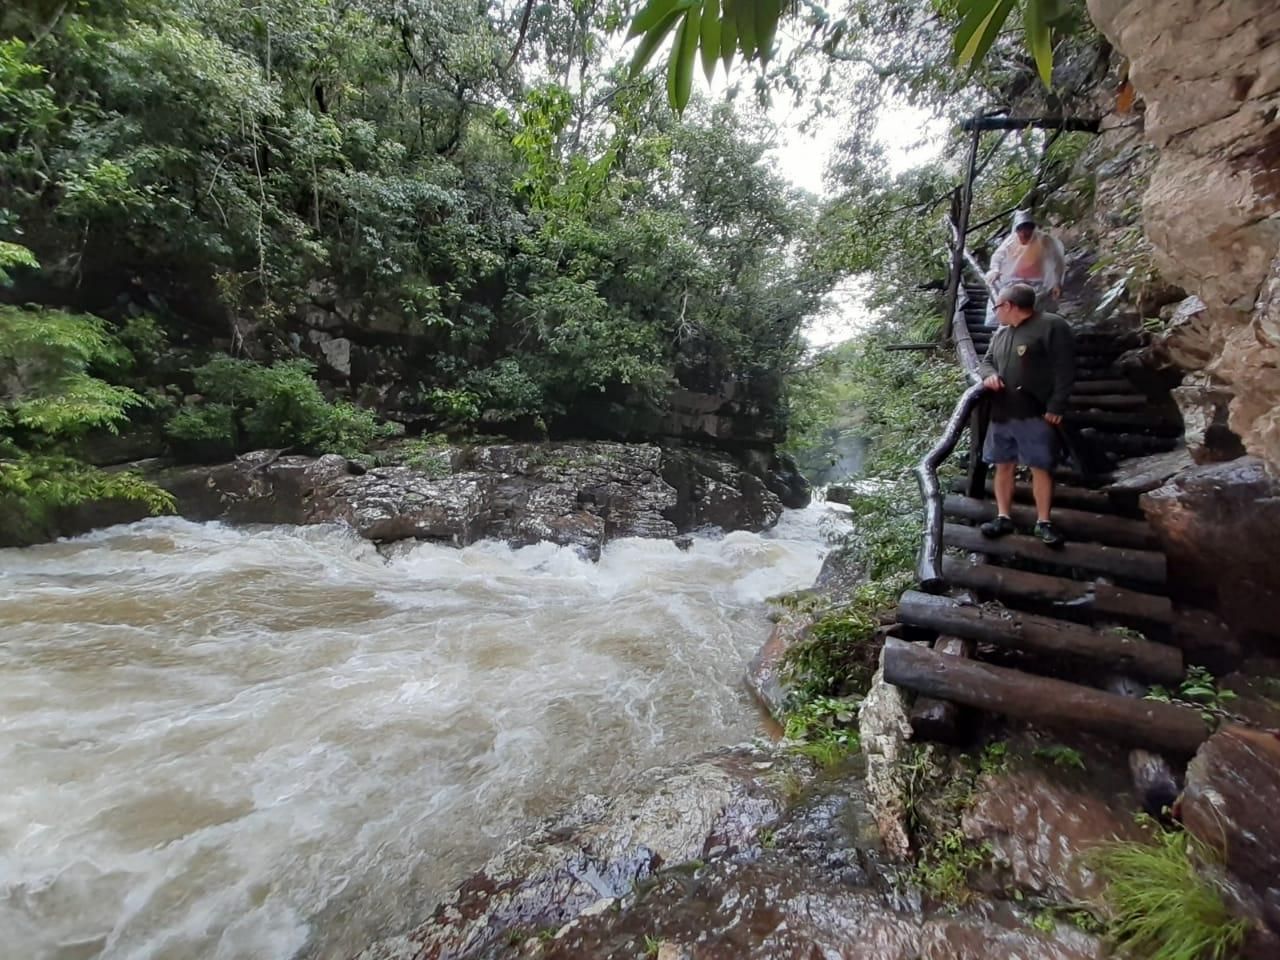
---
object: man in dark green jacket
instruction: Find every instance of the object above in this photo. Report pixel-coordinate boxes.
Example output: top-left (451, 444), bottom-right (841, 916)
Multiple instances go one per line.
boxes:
top-left (976, 283), bottom-right (1075, 548)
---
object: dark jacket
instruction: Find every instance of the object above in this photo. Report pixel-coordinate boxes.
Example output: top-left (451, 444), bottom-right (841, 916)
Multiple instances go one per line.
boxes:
top-left (977, 311), bottom-right (1076, 418)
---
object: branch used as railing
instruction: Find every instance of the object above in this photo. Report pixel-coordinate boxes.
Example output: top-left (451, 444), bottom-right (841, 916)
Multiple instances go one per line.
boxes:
top-left (915, 380), bottom-right (987, 592)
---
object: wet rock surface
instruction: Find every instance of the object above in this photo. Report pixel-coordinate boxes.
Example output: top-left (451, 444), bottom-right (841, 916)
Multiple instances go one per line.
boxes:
top-left (353, 743), bottom-right (1127, 960)
top-left (962, 767), bottom-right (1146, 903)
top-left (8, 441), bottom-right (802, 554)
top-left (1179, 726), bottom-right (1280, 910)
top-left (1141, 456), bottom-right (1280, 649)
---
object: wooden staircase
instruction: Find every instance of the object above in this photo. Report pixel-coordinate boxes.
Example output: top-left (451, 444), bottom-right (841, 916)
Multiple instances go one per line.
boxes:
top-left (885, 280), bottom-right (1214, 757)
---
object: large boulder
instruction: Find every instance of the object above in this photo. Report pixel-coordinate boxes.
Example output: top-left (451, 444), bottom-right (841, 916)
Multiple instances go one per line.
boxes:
top-left (1179, 725), bottom-right (1280, 935)
top-left (1141, 457), bottom-right (1280, 649)
top-left (1086, 0), bottom-right (1280, 469)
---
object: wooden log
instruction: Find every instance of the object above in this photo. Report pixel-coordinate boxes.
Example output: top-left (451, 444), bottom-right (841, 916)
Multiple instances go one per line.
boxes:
top-left (1066, 410), bottom-right (1183, 435)
top-left (943, 522), bottom-right (1168, 586)
top-left (943, 495), bottom-right (1158, 549)
top-left (940, 556), bottom-right (1173, 627)
top-left (909, 635), bottom-right (975, 744)
top-left (1078, 431), bottom-right (1181, 456)
top-left (1071, 378), bottom-right (1138, 395)
top-left (897, 590), bottom-right (1183, 682)
top-left (915, 382), bottom-right (987, 591)
top-left (882, 637), bottom-right (1209, 755)
top-left (1068, 393), bottom-right (1148, 410)
top-left (964, 477), bottom-right (1137, 515)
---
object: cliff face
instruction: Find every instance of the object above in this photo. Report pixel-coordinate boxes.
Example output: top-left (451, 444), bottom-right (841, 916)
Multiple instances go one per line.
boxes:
top-left (1087, 0), bottom-right (1280, 468)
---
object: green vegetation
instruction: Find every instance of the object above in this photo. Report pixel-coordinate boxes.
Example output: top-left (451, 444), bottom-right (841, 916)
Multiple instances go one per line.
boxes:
top-left (1146, 666), bottom-right (1239, 728)
top-left (167, 357), bottom-right (398, 461)
top-left (1092, 824), bottom-right (1250, 960)
top-left (915, 828), bottom-right (995, 904)
top-left (629, 0), bottom-right (1087, 110)
top-left (0, 301), bottom-right (175, 536)
top-left (1031, 744), bottom-right (1086, 772)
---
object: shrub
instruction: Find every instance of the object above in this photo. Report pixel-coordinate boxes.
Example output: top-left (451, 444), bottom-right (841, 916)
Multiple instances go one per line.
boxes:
top-left (171, 357), bottom-right (396, 459)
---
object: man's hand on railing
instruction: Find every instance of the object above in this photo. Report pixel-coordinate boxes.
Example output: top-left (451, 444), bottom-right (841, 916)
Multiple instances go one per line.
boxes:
top-left (982, 374), bottom-right (1004, 391)
top-left (1044, 412), bottom-right (1062, 426)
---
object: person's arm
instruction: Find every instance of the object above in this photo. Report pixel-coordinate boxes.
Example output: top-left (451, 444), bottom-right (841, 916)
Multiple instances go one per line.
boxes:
top-left (1045, 318), bottom-right (1076, 416)
top-left (1047, 235), bottom-right (1067, 295)
top-left (986, 238), bottom-right (1011, 284)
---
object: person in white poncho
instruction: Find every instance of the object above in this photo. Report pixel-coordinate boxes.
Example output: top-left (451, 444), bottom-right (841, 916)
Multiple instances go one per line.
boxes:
top-left (984, 210), bottom-right (1066, 326)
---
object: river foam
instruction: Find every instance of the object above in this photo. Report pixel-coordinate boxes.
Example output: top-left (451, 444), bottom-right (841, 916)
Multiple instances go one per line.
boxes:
top-left (0, 506), bottom-right (841, 959)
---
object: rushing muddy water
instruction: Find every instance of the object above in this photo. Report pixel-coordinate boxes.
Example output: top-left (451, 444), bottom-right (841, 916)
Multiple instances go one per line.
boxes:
top-left (0, 506), bottom-right (840, 960)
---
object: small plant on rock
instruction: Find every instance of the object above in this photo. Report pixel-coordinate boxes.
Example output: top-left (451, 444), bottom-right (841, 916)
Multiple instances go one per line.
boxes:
top-left (1091, 823), bottom-right (1249, 960)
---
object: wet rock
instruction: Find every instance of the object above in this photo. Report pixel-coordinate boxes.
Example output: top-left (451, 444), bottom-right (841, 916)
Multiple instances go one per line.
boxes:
top-left (919, 915), bottom-right (1106, 960)
top-left (859, 659), bottom-right (915, 860)
top-left (1179, 726), bottom-right (1280, 905)
top-left (1172, 375), bottom-right (1245, 464)
top-left (746, 616), bottom-right (803, 723)
top-left (962, 769), bottom-right (1148, 903)
top-left (659, 446), bottom-right (783, 533)
top-left (1141, 457), bottom-right (1280, 648)
top-left (352, 746), bottom-right (809, 960)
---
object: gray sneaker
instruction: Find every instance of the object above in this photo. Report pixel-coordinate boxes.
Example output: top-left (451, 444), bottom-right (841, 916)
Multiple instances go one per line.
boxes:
top-left (1034, 521), bottom-right (1066, 549)
top-left (980, 515), bottom-right (1015, 538)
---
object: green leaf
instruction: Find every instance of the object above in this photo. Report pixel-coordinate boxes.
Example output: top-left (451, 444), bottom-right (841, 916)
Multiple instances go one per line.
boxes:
top-left (720, 0), bottom-right (738, 70)
top-left (1023, 0), bottom-right (1054, 87)
top-left (629, 8), bottom-right (687, 76)
top-left (667, 6), bottom-right (702, 113)
top-left (735, 0), bottom-right (757, 61)
top-left (757, 0), bottom-right (783, 64)
top-left (700, 0), bottom-right (722, 82)
top-left (628, 0), bottom-right (695, 38)
top-left (955, 0), bottom-right (1018, 70)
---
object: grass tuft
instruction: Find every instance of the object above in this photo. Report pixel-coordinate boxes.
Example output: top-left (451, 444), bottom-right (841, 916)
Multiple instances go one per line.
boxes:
top-left (1092, 825), bottom-right (1249, 960)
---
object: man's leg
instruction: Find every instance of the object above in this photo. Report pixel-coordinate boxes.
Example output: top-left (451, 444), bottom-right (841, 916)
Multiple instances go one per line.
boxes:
top-left (1029, 466), bottom-right (1053, 523)
top-left (994, 462), bottom-right (1017, 517)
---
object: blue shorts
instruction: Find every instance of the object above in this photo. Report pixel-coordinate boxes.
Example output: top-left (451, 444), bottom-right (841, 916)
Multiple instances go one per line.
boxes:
top-left (983, 416), bottom-right (1058, 470)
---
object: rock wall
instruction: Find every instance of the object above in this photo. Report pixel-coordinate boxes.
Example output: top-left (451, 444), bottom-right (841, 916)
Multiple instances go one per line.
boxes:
top-left (1087, 0), bottom-right (1280, 468)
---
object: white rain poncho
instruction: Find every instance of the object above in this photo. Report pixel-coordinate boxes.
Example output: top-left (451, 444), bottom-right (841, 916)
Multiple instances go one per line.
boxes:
top-left (984, 210), bottom-right (1067, 325)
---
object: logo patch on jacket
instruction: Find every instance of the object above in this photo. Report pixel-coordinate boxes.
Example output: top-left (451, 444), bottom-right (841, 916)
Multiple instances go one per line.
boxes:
top-left (1016, 344), bottom-right (1027, 356)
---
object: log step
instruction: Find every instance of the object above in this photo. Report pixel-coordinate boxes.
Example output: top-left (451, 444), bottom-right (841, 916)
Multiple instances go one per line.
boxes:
top-left (939, 556), bottom-right (1173, 629)
top-left (1066, 410), bottom-right (1183, 435)
top-left (943, 522), bottom-right (1167, 587)
top-left (942, 494), bottom-right (1158, 549)
top-left (965, 478), bottom-right (1140, 515)
top-left (1071, 379), bottom-right (1139, 395)
top-left (883, 638), bottom-right (1209, 756)
top-left (1068, 393), bottom-right (1149, 410)
top-left (897, 590), bottom-right (1183, 682)
top-left (1079, 431), bottom-right (1181, 455)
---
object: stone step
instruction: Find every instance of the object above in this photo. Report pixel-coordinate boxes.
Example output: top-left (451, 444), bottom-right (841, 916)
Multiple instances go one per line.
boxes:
top-left (943, 521), bottom-right (1167, 587)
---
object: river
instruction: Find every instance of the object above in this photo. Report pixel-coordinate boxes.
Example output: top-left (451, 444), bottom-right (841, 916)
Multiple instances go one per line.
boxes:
top-left (0, 505), bottom-right (840, 960)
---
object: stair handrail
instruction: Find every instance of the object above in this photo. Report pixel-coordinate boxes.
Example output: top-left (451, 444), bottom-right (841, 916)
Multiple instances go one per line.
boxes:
top-left (915, 217), bottom-right (998, 592)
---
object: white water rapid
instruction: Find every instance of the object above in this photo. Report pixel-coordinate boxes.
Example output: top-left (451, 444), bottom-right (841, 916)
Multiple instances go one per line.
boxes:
top-left (0, 505), bottom-right (843, 960)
